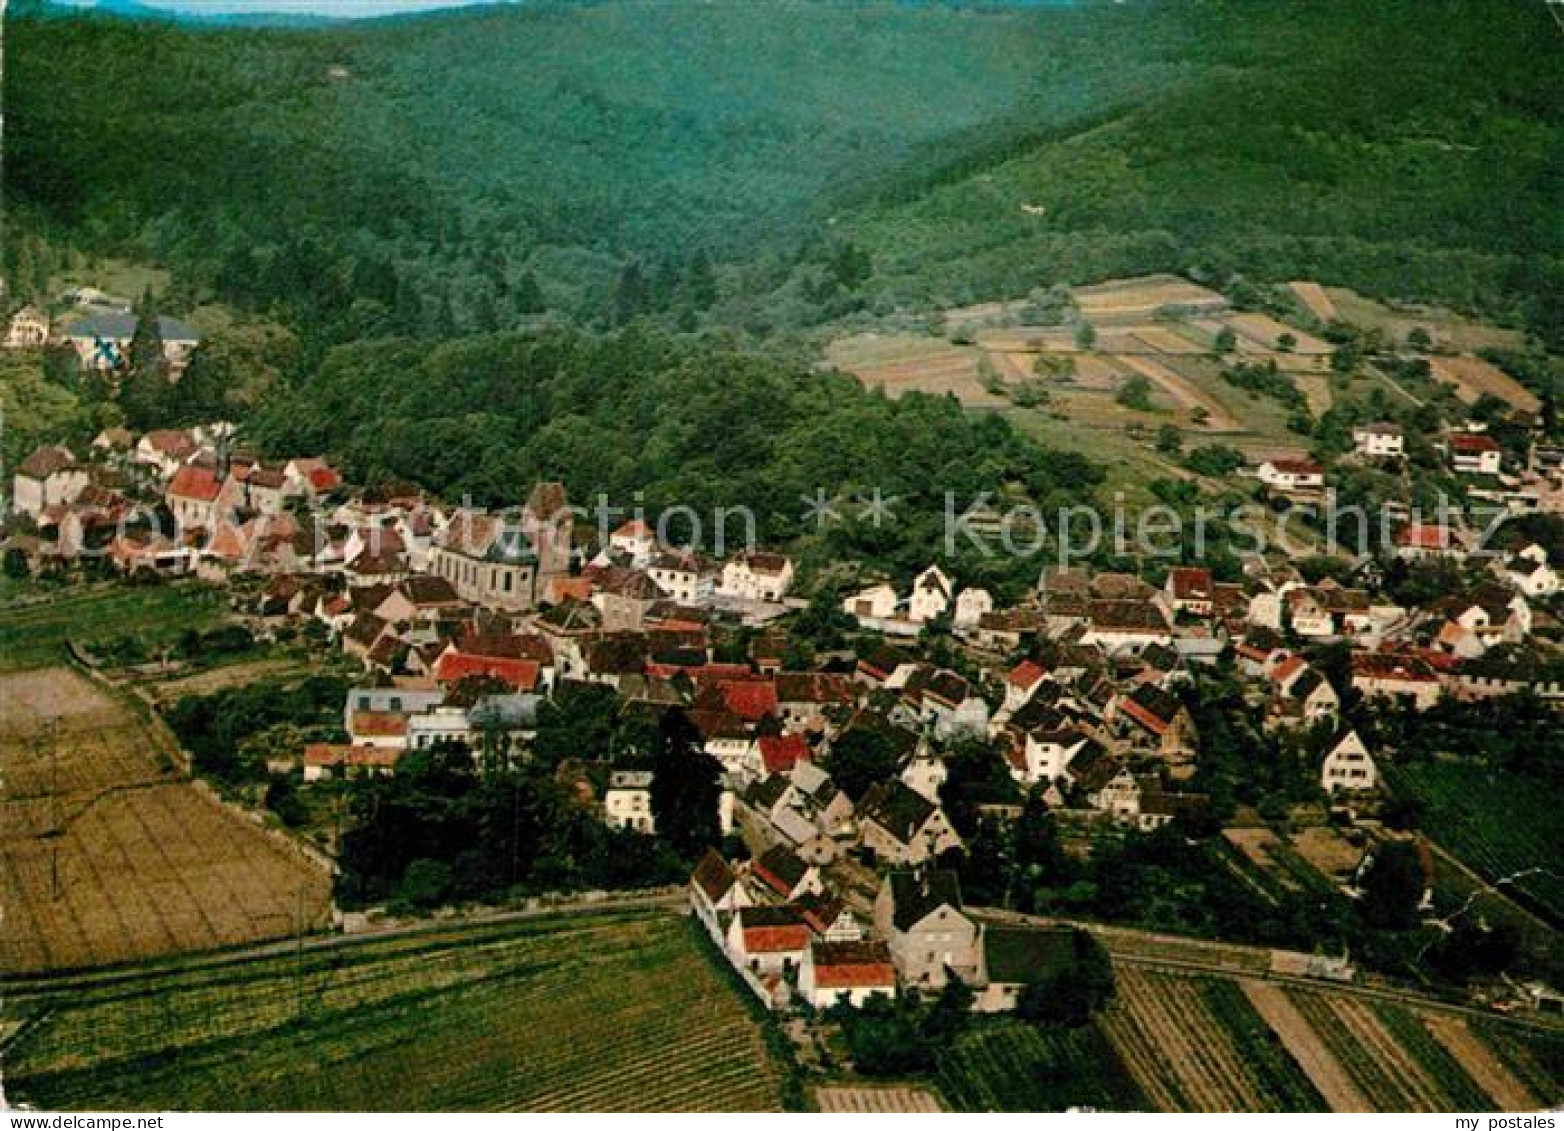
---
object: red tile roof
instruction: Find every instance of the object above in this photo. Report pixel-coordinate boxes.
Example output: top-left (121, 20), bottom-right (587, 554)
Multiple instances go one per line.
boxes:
top-left (720, 679), bottom-right (778, 721)
top-left (743, 924), bottom-right (811, 954)
top-left (168, 465), bottom-right (222, 502)
top-left (758, 733), bottom-right (811, 775)
top-left (1006, 660), bottom-right (1046, 689)
top-left (810, 941), bottom-right (896, 989)
top-left (305, 743), bottom-right (399, 769)
top-left (434, 653), bottom-right (541, 691)
top-left (1396, 523), bottom-right (1451, 550)
top-left (349, 711), bottom-right (409, 738)
top-left (1449, 433), bottom-right (1501, 454)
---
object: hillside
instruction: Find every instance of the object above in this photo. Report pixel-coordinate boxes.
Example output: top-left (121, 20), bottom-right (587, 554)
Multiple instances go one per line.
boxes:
top-left (9, 0), bottom-right (1559, 344)
top-left (839, 0), bottom-right (1564, 345)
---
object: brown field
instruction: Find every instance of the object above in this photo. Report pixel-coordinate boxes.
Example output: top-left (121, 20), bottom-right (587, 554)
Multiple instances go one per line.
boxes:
top-left (823, 333), bottom-right (1003, 406)
top-left (0, 667), bottom-right (332, 974)
top-left (1072, 275), bottom-right (1229, 322)
top-left (1293, 374), bottom-right (1334, 416)
top-left (816, 1086), bottom-right (943, 1112)
top-left (1128, 326), bottom-right (1207, 356)
top-left (1428, 355), bottom-right (1540, 414)
top-left (1324, 287), bottom-right (1529, 354)
top-left (1101, 968), bottom-right (1282, 1110)
top-left (1289, 826), bottom-right (1363, 882)
top-left (1240, 981), bottom-right (1370, 1111)
top-left (1116, 355), bottom-right (1238, 429)
top-left (144, 657), bottom-right (311, 705)
top-left (1227, 313), bottom-right (1333, 356)
top-left (1289, 282), bottom-right (1338, 323)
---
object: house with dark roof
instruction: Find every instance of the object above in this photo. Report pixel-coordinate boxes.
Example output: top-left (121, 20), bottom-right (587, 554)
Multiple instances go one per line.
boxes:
top-left (12, 445), bottom-right (87, 519)
top-left (752, 844), bottom-right (823, 902)
top-left (1114, 683), bottom-right (1197, 764)
top-left (858, 780), bottom-right (962, 866)
top-left (873, 870), bottom-right (978, 988)
top-left (690, 849), bottom-right (752, 942)
top-left (973, 926), bottom-right (1079, 1013)
top-left (65, 312), bottom-right (200, 372)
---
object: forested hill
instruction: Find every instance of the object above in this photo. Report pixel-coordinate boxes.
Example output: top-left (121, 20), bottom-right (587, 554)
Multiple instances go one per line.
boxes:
top-left (5, 0), bottom-right (1192, 336)
top-left (839, 0), bottom-right (1564, 346)
top-left (11, 0), bottom-right (1559, 345)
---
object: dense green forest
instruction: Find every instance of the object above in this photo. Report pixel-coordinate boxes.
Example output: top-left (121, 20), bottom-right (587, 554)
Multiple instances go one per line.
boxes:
top-left (245, 325), bottom-right (1103, 590)
top-left (8, 0), bottom-right (1561, 346)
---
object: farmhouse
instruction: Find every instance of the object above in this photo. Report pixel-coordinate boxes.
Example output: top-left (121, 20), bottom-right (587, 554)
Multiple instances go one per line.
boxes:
top-left (12, 445), bottom-right (88, 519)
top-left (603, 768), bottom-right (655, 833)
top-left (798, 940), bottom-right (897, 1010)
top-left (726, 905), bottom-right (811, 974)
top-left (4, 305), bottom-right (49, 349)
top-left (719, 551), bottom-right (794, 602)
top-left (857, 780), bottom-right (962, 865)
top-left (1320, 729), bottom-right (1378, 794)
top-left (1258, 457), bottom-right (1325, 495)
top-left (1351, 652), bottom-right (1442, 710)
top-left (1352, 422), bottom-right (1405, 459)
top-left (908, 564), bottom-right (953, 623)
top-left (1446, 432), bottom-right (1503, 476)
top-left (874, 870), bottom-right (978, 988)
top-left (302, 743), bottom-right (399, 782)
top-left (690, 849), bottom-right (752, 943)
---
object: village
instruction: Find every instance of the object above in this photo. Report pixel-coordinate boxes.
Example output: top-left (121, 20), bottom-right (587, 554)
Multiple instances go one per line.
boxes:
top-left (7, 337), bottom-right (1564, 1025)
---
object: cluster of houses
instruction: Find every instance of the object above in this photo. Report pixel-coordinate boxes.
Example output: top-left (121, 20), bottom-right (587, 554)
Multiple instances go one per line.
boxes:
top-left (5, 300), bottom-right (202, 372)
top-left (1255, 415), bottom-right (1564, 518)
top-left (691, 850), bottom-right (1082, 1016)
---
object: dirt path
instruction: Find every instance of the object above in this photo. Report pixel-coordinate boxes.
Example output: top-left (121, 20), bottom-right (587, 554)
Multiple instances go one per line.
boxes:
top-left (1241, 980), bottom-right (1371, 1112)
top-left (1114, 355), bottom-right (1239, 431)
top-left (1422, 1013), bottom-right (1540, 1110)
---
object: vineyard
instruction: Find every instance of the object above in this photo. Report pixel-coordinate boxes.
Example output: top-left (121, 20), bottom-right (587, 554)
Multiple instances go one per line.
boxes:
top-left (936, 1019), bottom-right (1143, 1112)
top-left (6, 912), bottom-right (787, 1112)
top-left (1090, 967), bottom-right (1562, 1113)
top-left (0, 666), bottom-right (331, 973)
top-left (0, 583), bottom-right (227, 672)
top-left (1388, 762), bottom-right (1564, 923)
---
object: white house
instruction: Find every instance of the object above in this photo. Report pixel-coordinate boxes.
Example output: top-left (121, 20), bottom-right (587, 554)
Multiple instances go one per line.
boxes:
top-left (4, 305), bottom-right (49, 349)
top-left (843, 582), bottom-right (899, 621)
top-left (953, 587), bottom-right (994, 629)
top-left (1499, 544), bottom-right (1559, 598)
top-left (66, 312), bottom-right (201, 372)
top-left (719, 551), bottom-right (794, 602)
top-left (1447, 432), bottom-right (1503, 476)
top-left (1352, 422), bottom-right (1405, 460)
top-left (1258, 457), bottom-right (1326, 494)
top-left (1321, 730), bottom-right (1378, 794)
top-left (908, 564), bottom-right (953, 623)
top-left (11, 445), bottom-right (88, 519)
top-left (604, 768), bottom-right (655, 833)
top-left (608, 518), bottom-right (658, 566)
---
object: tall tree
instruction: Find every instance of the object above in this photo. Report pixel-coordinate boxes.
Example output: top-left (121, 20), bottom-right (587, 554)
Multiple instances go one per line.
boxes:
top-left (649, 708), bottom-right (721, 858)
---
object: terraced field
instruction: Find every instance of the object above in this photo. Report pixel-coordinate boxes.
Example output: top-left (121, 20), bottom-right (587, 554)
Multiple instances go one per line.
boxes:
top-left (6, 912), bottom-right (786, 1112)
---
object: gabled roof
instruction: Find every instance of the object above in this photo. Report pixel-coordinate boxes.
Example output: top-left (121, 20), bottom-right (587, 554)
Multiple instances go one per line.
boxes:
top-left (735, 905), bottom-right (810, 953)
top-left (809, 940), bottom-right (895, 989)
top-left (18, 445), bottom-right (76, 479)
top-left (435, 653), bottom-right (540, 691)
top-left (885, 870), bottom-right (964, 932)
top-left (860, 781), bottom-right (938, 846)
top-left (691, 849), bottom-right (738, 904)
top-left (1167, 566), bottom-right (1214, 600)
top-left (1007, 660), bottom-right (1047, 689)
top-left (68, 312), bottom-right (200, 343)
top-left (754, 844), bottom-right (811, 897)
top-left (167, 465), bottom-right (222, 502)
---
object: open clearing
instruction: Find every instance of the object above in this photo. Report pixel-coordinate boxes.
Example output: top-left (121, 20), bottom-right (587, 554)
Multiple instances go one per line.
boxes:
top-left (823, 333), bottom-right (1003, 406)
top-left (1428, 355), bottom-right (1540, 414)
top-left (0, 666), bottom-right (331, 974)
top-left (1289, 282), bottom-right (1338, 323)
top-left (5, 912), bottom-right (786, 1111)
